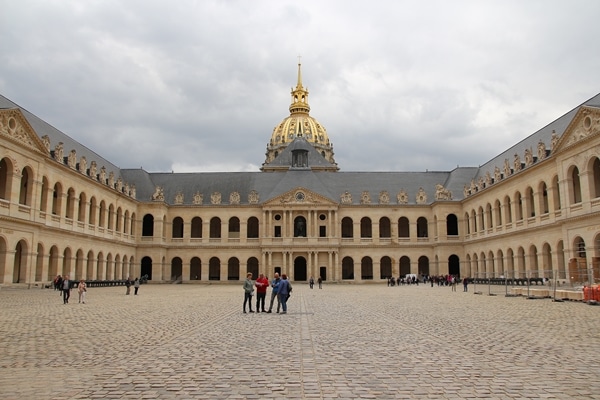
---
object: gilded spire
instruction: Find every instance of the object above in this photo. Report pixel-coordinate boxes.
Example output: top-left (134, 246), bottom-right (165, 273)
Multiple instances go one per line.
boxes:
top-left (296, 60), bottom-right (303, 89)
top-left (290, 61), bottom-right (310, 115)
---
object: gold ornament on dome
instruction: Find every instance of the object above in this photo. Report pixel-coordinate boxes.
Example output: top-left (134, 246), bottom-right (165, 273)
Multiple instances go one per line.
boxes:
top-left (193, 192), bottom-right (203, 205)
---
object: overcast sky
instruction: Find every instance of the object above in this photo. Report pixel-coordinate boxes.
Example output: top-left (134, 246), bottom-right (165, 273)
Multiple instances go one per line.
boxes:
top-left (1, 0), bottom-right (599, 173)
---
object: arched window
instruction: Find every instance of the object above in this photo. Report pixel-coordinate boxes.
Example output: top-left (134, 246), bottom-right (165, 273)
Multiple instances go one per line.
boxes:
top-left (228, 217), bottom-right (240, 238)
top-left (418, 256), bottom-right (429, 276)
top-left (478, 206), bottom-right (485, 232)
top-left (210, 217), bottom-right (221, 238)
top-left (88, 197), bottom-right (97, 225)
top-left (191, 217), bottom-right (202, 238)
top-left (515, 192), bottom-right (523, 220)
top-left (540, 182), bottom-right (549, 214)
top-left (294, 216), bottom-right (307, 237)
top-left (398, 217), bottom-right (409, 238)
top-left (380, 256), bottom-right (392, 279)
top-left (361, 256), bottom-right (373, 280)
top-left (142, 214), bottom-right (154, 236)
top-left (526, 186), bottom-right (535, 217)
top-left (247, 216), bottom-right (259, 238)
top-left (172, 217), bottom-right (184, 238)
top-left (209, 257), bottom-right (221, 280)
top-left (98, 200), bottom-right (106, 227)
top-left (379, 217), bottom-right (391, 238)
top-left (19, 167), bottom-right (33, 206)
top-left (227, 257), bottom-right (240, 280)
top-left (446, 214), bottom-right (458, 236)
top-left (505, 196), bottom-right (513, 223)
top-left (360, 217), bottom-right (372, 238)
top-left (571, 166), bottom-right (582, 203)
top-left (66, 188), bottom-right (76, 219)
top-left (592, 157), bottom-right (600, 198)
top-left (342, 257), bottom-right (354, 279)
top-left (78, 193), bottom-right (86, 222)
top-left (52, 182), bottom-right (63, 216)
top-left (190, 257), bottom-right (201, 280)
top-left (399, 256), bottom-right (411, 276)
top-left (341, 217), bottom-right (353, 238)
top-left (417, 217), bottom-right (428, 238)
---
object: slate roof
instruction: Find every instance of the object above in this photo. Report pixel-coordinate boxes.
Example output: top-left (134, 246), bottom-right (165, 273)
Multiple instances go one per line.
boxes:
top-left (0, 94), bottom-right (121, 175)
top-left (475, 93), bottom-right (600, 180)
top-left (3, 91), bottom-right (599, 206)
top-left (120, 168), bottom-right (479, 205)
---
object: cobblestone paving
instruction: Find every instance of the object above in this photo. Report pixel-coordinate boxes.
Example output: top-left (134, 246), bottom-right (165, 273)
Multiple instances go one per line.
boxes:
top-left (0, 283), bottom-right (599, 399)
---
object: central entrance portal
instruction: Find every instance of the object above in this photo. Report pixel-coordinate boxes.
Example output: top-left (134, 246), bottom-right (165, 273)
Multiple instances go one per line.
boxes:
top-left (293, 256), bottom-right (307, 281)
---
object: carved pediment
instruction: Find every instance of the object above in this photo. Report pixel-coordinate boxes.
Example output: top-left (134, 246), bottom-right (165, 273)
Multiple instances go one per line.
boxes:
top-left (0, 109), bottom-right (48, 154)
top-left (263, 187), bottom-right (337, 206)
top-left (552, 106), bottom-right (600, 154)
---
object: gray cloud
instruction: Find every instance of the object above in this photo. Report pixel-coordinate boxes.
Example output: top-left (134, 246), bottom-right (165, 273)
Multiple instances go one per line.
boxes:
top-left (2, 0), bottom-right (599, 173)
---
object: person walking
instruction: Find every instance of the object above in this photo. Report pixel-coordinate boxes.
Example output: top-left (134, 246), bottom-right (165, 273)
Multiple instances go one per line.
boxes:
top-left (134, 277), bottom-right (140, 295)
top-left (243, 272), bottom-right (255, 313)
top-left (77, 279), bottom-right (87, 303)
top-left (463, 277), bottom-right (469, 292)
top-left (255, 273), bottom-right (268, 312)
top-left (318, 276), bottom-right (322, 289)
top-left (125, 277), bottom-right (132, 295)
top-left (56, 275), bottom-right (63, 296)
top-left (309, 276), bottom-right (315, 289)
top-left (62, 275), bottom-right (71, 304)
top-left (266, 273), bottom-right (281, 313)
top-left (277, 274), bottom-right (292, 314)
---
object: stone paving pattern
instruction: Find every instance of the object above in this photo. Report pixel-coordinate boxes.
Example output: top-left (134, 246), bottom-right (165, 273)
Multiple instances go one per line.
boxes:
top-left (0, 283), bottom-right (599, 399)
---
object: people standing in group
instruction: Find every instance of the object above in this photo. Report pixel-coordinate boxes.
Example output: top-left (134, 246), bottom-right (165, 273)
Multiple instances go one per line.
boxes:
top-left (309, 276), bottom-right (315, 289)
top-left (62, 275), bottom-right (71, 304)
top-left (277, 274), bottom-right (292, 314)
top-left (318, 276), bottom-right (322, 289)
top-left (125, 277), bottom-right (132, 295)
top-left (77, 279), bottom-right (87, 304)
top-left (255, 273), bottom-right (269, 312)
top-left (266, 273), bottom-right (281, 313)
top-left (134, 277), bottom-right (140, 295)
top-left (243, 272), bottom-right (255, 313)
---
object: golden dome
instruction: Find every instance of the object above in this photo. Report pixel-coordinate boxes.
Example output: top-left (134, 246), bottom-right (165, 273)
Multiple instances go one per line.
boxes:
top-left (264, 63), bottom-right (335, 167)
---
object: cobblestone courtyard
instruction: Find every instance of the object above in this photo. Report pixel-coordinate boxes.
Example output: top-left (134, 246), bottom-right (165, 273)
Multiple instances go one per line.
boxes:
top-left (0, 283), bottom-right (599, 399)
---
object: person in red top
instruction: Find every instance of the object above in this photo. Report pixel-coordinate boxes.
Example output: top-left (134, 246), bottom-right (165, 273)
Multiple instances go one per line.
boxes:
top-left (255, 273), bottom-right (269, 313)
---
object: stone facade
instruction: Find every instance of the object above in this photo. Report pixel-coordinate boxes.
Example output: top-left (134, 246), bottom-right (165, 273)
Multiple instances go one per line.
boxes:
top-left (1, 82), bottom-right (599, 286)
